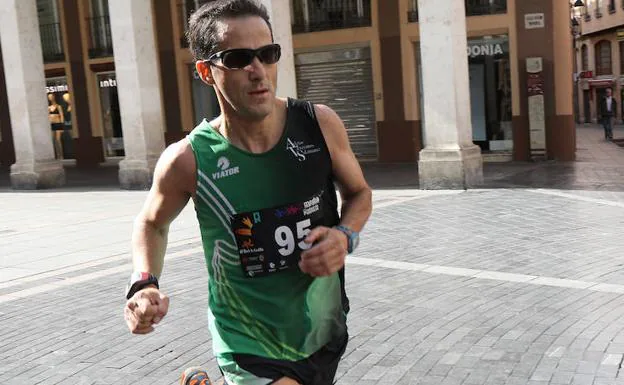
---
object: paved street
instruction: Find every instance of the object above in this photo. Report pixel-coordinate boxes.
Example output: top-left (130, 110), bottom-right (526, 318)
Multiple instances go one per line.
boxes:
top-left (2, 124), bottom-right (624, 384)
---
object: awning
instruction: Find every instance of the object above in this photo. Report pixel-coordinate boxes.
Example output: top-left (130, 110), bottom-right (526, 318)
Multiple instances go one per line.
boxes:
top-left (588, 78), bottom-right (616, 87)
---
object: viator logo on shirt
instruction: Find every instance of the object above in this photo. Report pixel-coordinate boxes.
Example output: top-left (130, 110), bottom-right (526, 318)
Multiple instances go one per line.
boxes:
top-left (213, 156), bottom-right (240, 180)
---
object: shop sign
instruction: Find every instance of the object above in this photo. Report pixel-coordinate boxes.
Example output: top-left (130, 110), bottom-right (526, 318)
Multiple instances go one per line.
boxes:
top-left (99, 77), bottom-right (117, 88)
top-left (46, 83), bottom-right (69, 94)
top-left (579, 71), bottom-right (593, 78)
top-left (617, 29), bottom-right (624, 41)
top-left (467, 43), bottom-right (504, 58)
top-left (524, 13), bottom-right (545, 29)
top-left (466, 37), bottom-right (509, 58)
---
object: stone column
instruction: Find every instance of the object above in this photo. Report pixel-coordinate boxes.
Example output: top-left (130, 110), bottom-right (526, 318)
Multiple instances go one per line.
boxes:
top-left (108, 0), bottom-right (166, 189)
top-left (417, 0), bottom-right (483, 189)
top-left (0, 41), bottom-right (16, 168)
top-left (0, 0), bottom-right (65, 189)
top-left (551, 0), bottom-right (575, 160)
top-left (260, 0), bottom-right (297, 98)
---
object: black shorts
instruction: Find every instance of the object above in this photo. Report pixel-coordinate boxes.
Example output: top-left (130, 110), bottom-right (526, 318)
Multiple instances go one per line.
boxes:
top-left (228, 332), bottom-right (349, 385)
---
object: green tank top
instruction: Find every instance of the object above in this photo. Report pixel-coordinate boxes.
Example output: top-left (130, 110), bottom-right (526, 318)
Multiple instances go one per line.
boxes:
top-left (187, 98), bottom-right (348, 362)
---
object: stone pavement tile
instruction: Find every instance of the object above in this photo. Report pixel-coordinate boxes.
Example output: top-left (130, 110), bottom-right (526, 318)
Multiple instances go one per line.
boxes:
top-left (593, 378), bottom-right (618, 385)
top-left (446, 367), bottom-right (470, 380)
top-left (438, 352), bottom-right (463, 366)
top-left (600, 353), bottom-right (623, 366)
top-left (485, 374), bottom-right (510, 385)
top-left (595, 366), bottom-right (619, 378)
top-left (439, 377), bottom-right (465, 385)
top-left (463, 369), bottom-right (491, 384)
top-left (482, 350), bottom-right (506, 361)
top-left (455, 355), bottom-right (481, 369)
top-left (504, 376), bottom-right (530, 385)
top-left (576, 361), bottom-right (600, 374)
top-left (606, 344), bottom-right (624, 354)
top-left (428, 364), bottom-right (453, 377)
top-left (551, 372), bottom-right (575, 384)
top-left (362, 365), bottom-right (389, 381)
top-left (415, 375), bottom-right (446, 385)
top-left (376, 365), bottom-right (412, 385)
top-left (572, 374), bottom-right (596, 385)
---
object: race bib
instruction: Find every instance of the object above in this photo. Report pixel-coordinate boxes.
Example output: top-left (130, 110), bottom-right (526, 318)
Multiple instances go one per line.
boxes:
top-left (231, 192), bottom-right (325, 278)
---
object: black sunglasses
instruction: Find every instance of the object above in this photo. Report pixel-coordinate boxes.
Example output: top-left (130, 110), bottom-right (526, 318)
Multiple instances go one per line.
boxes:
top-left (206, 44), bottom-right (281, 69)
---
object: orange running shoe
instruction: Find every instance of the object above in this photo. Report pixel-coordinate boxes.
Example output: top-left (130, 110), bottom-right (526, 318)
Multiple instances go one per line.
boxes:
top-left (180, 367), bottom-right (212, 385)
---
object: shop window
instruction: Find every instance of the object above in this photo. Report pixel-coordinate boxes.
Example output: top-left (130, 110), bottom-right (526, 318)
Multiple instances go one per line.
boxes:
top-left (97, 72), bottom-right (124, 157)
top-left (582, 44), bottom-right (589, 70)
top-left (595, 40), bottom-right (612, 75)
top-left (45, 77), bottom-right (74, 159)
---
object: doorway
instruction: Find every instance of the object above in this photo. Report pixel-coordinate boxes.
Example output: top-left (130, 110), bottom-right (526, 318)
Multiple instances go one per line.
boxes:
top-left (97, 72), bottom-right (124, 157)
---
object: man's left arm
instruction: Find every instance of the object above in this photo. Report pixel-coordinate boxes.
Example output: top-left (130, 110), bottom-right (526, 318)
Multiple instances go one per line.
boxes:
top-left (299, 104), bottom-right (372, 277)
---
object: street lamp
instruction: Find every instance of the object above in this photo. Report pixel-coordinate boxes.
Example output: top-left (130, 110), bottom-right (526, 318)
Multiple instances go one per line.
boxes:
top-left (574, 0), bottom-right (585, 7)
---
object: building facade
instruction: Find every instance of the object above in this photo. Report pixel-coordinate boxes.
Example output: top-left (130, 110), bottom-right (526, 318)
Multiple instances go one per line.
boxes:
top-left (0, 0), bottom-right (576, 186)
top-left (574, 0), bottom-right (624, 124)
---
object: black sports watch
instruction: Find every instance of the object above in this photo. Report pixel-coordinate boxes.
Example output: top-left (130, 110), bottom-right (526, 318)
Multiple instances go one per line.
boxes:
top-left (334, 225), bottom-right (360, 254)
top-left (125, 272), bottom-right (159, 300)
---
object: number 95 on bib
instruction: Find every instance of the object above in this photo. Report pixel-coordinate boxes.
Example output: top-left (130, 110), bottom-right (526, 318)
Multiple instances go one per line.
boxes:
top-left (230, 193), bottom-right (325, 278)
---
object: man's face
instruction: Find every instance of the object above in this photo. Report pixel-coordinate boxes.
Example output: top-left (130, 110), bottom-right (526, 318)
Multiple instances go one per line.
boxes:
top-left (197, 16), bottom-right (277, 121)
top-left (607, 88), bottom-right (612, 97)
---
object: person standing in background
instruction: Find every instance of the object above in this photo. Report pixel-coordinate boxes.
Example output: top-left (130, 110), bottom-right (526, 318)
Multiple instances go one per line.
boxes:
top-left (600, 87), bottom-right (617, 141)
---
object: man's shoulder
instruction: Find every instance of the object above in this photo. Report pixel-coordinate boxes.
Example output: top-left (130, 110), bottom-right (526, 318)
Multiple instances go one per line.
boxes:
top-left (158, 137), bottom-right (196, 181)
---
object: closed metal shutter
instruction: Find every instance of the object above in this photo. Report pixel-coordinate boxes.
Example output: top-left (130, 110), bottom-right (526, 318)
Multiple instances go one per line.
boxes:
top-left (295, 47), bottom-right (377, 160)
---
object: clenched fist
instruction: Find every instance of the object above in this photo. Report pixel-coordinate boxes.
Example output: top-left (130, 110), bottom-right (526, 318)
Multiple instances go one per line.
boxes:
top-left (299, 226), bottom-right (348, 277)
top-left (124, 287), bottom-right (169, 334)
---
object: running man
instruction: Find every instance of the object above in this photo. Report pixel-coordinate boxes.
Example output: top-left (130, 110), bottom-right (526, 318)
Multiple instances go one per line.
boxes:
top-left (123, 1), bottom-right (372, 384)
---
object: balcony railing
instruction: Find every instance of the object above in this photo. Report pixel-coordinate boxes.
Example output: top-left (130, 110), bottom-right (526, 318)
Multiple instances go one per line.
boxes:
top-left (291, 0), bottom-right (372, 34)
top-left (88, 16), bottom-right (113, 58)
top-left (408, 0), bottom-right (506, 23)
top-left (584, 12), bottom-right (592, 21)
top-left (595, 8), bottom-right (603, 18)
top-left (39, 23), bottom-right (64, 62)
top-left (465, 0), bottom-right (507, 16)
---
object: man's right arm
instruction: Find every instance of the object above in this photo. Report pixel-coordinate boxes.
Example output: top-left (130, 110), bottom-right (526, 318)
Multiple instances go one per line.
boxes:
top-left (131, 139), bottom-right (196, 276)
top-left (124, 138), bottom-right (196, 334)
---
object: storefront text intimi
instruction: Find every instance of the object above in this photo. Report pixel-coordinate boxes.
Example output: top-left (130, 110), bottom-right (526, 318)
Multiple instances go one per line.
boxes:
top-left (99, 78), bottom-right (117, 88)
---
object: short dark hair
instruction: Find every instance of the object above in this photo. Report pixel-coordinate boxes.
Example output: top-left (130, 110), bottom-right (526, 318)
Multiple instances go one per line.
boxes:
top-left (186, 0), bottom-right (273, 61)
